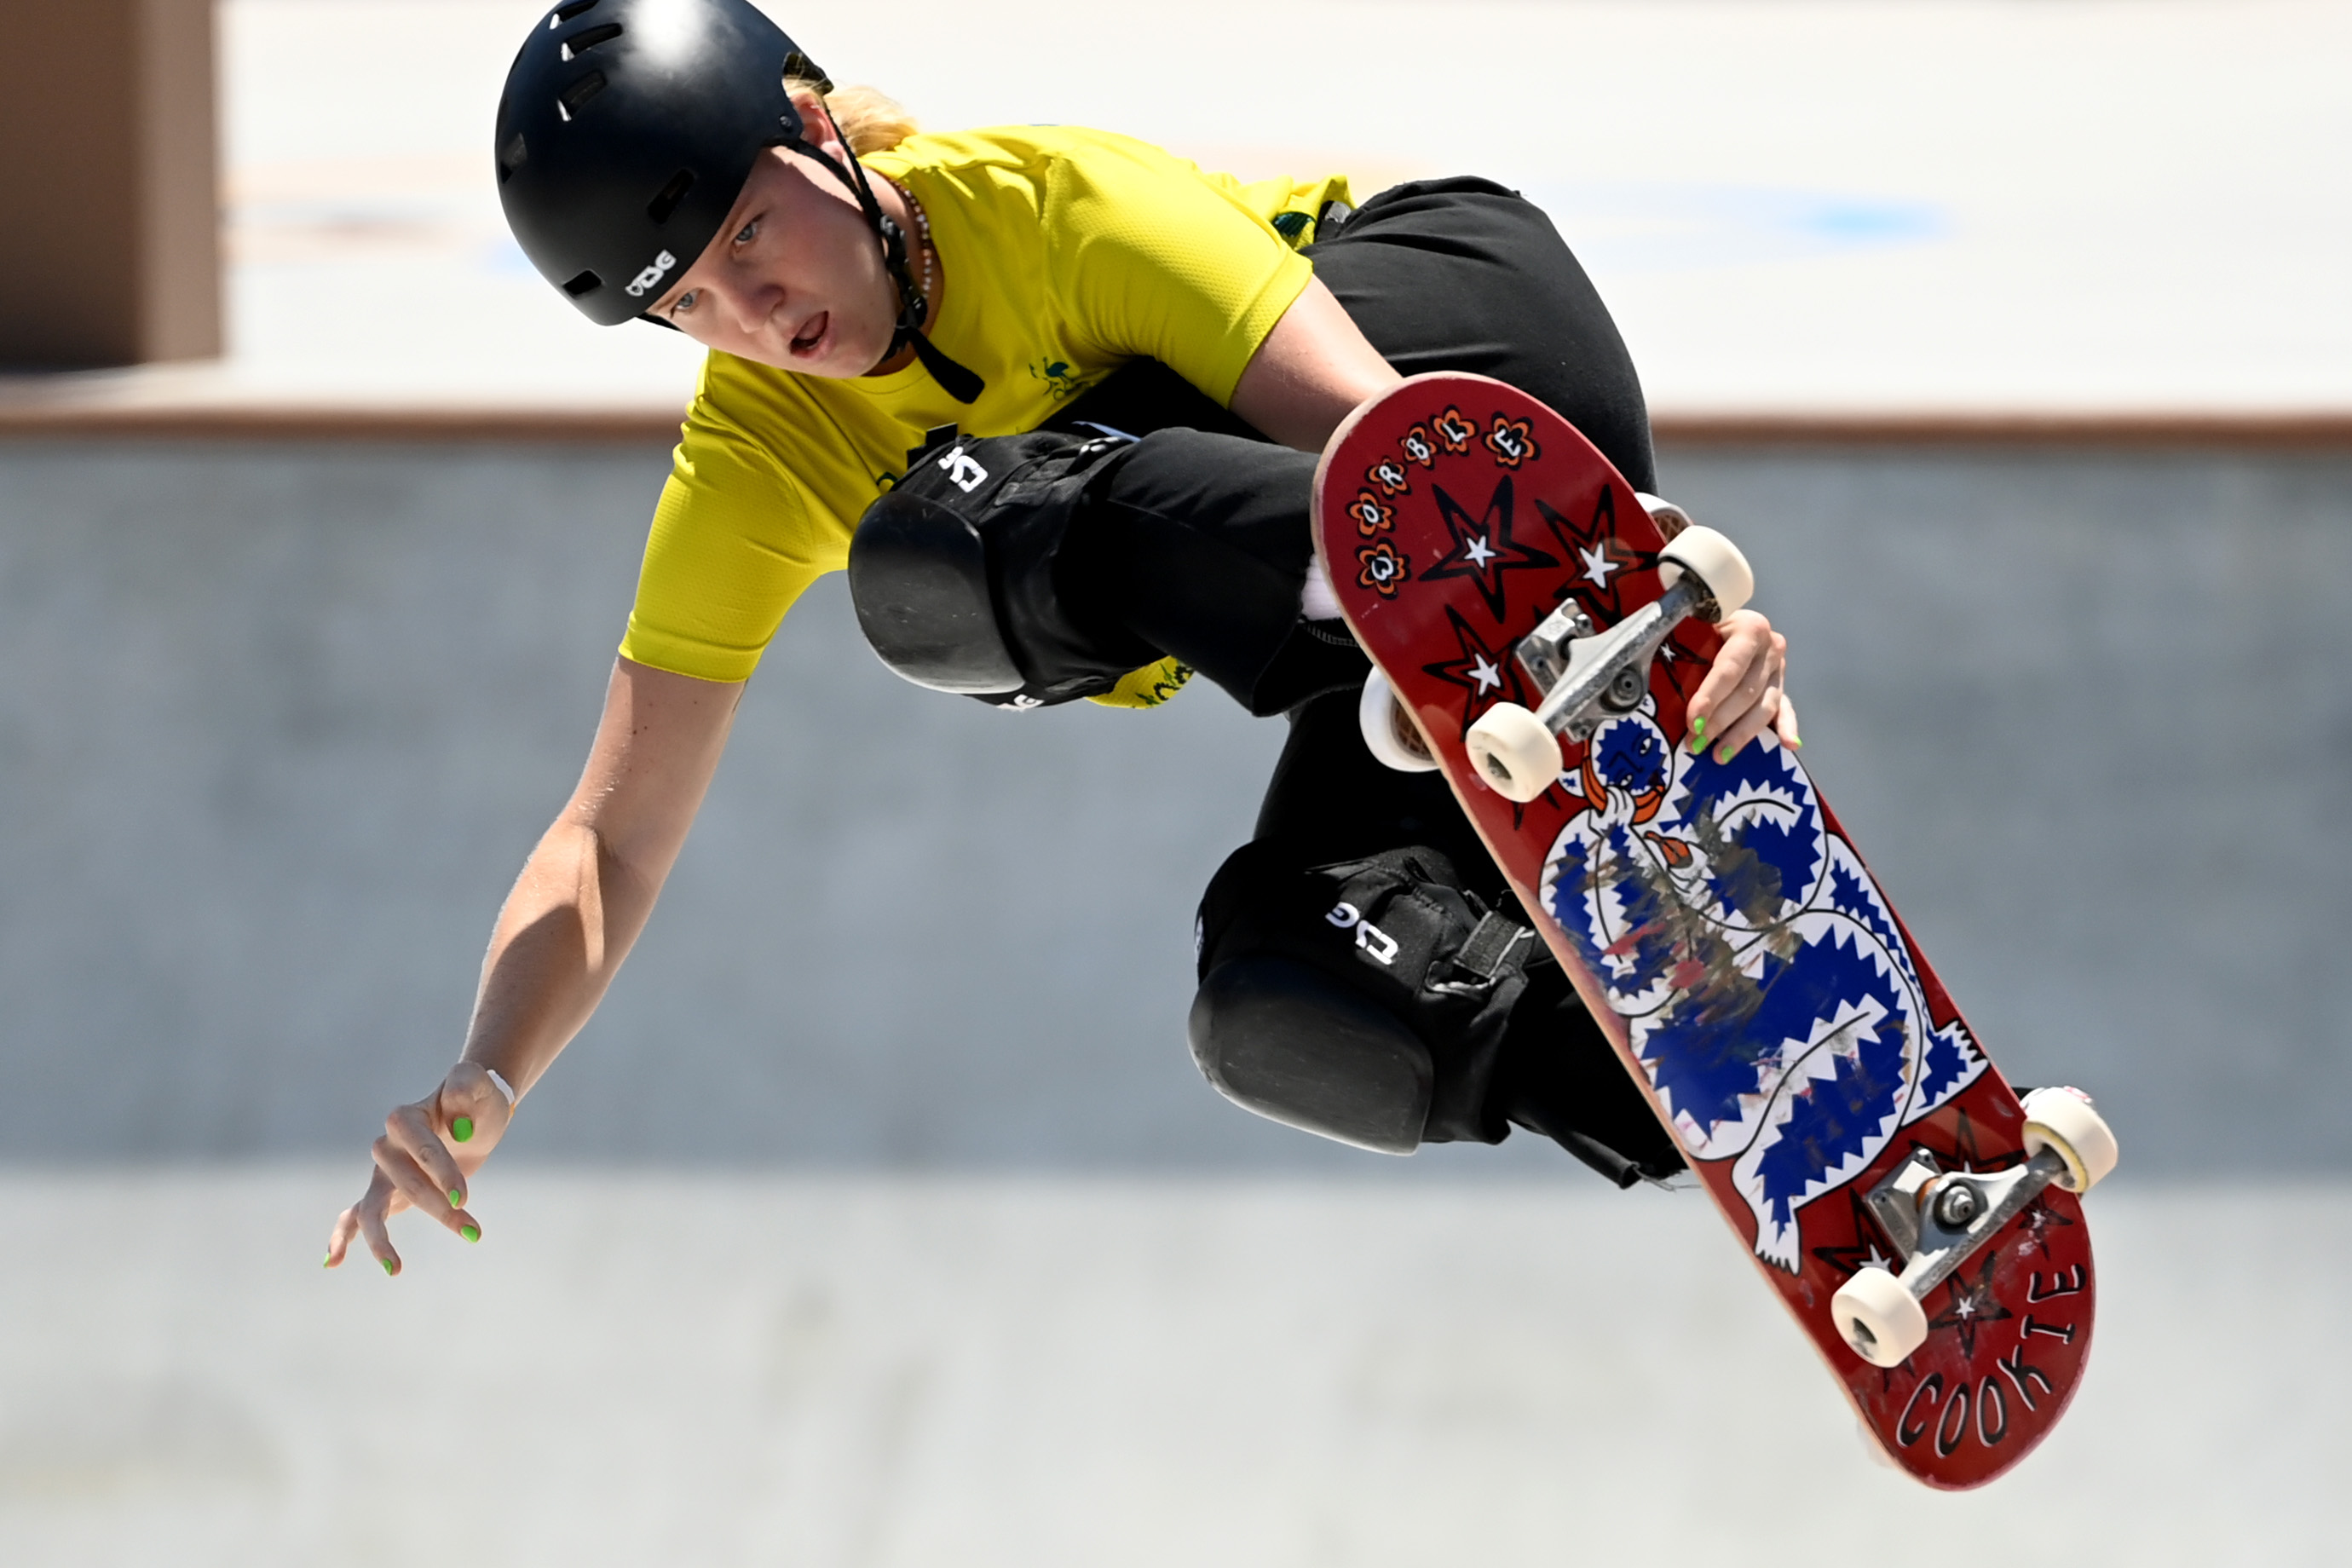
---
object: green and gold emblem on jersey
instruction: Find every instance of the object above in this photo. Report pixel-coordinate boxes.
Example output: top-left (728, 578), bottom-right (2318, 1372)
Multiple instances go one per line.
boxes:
top-left (1029, 358), bottom-right (1080, 400)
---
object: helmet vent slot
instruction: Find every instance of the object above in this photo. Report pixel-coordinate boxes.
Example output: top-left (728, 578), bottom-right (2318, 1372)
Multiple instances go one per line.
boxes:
top-left (559, 22), bottom-right (623, 61)
top-left (646, 169), bottom-right (695, 225)
top-left (561, 270), bottom-right (602, 298)
top-left (548, 0), bottom-right (599, 26)
top-left (496, 132), bottom-right (528, 184)
top-left (555, 71), bottom-right (608, 119)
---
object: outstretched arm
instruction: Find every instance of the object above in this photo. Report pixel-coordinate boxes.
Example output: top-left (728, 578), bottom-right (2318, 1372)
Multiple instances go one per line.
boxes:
top-left (326, 656), bottom-right (745, 1274)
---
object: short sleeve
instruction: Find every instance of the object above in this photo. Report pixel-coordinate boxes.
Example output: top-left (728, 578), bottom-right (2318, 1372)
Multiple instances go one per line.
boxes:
top-left (1053, 144), bottom-right (1317, 406)
top-left (618, 401), bottom-right (840, 683)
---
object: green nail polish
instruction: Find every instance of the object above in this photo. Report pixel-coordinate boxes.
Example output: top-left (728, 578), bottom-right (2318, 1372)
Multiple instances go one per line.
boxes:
top-left (1688, 715), bottom-right (1708, 751)
top-left (381, 1258), bottom-right (396, 1277)
top-left (1715, 742), bottom-right (1732, 764)
top-left (447, 1188), bottom-right (464, 1209)
top-left (451, 1115), bottom-right (475, 1143)
top-left (322, 1252), bottom-right (332, 1267)
top-left (460, 1224), bottom-right (481, 1244)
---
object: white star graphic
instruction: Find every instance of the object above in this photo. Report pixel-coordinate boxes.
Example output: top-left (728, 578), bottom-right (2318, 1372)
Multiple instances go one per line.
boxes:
top-left (1471, 655), bottom-right (1502, 693)
top-left (1464, 535), bottom-right (1497, 568)
top-left (1580, 543), bottom-right (1620, 587)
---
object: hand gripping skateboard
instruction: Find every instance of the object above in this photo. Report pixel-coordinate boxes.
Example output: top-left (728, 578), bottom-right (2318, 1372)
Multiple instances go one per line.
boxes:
top-left (1312, 372), bottom-right (2119, 1489)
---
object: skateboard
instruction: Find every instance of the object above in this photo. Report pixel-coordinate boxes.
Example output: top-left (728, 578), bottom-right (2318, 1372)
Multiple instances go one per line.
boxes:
top-left (1311, 372), bottom-right (2119, 1489)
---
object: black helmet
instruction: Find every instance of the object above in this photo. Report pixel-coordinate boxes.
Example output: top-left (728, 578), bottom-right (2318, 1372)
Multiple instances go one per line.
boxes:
top-left (495, 0), bottom-right (821, 326)
top-left (494, 0), bottom-right (980, 399)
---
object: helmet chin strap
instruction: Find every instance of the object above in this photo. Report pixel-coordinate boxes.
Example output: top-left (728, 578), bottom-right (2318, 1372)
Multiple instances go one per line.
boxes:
top-left (784, 99), bottom-right (983, 405)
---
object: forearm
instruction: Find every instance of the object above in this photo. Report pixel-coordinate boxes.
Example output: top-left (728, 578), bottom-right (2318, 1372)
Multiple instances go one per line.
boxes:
top-left (457, 817), bottom-right (664, 1099)
top-left (451, 658), bottom-right (742, 1104)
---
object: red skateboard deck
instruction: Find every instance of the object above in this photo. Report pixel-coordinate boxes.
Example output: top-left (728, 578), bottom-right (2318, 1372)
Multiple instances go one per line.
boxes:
top-left (1312, 372), bottom-right (2098, 1488)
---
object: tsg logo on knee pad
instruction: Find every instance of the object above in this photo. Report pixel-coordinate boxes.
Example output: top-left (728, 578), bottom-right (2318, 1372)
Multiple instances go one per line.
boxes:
top-left (1325, 902), bottom-right (1399, 966)
top-left (937, 445), bottom-right (989, 493)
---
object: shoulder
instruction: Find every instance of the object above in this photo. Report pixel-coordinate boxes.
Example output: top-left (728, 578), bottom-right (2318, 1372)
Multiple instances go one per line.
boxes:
top-left (866, 124), bottom-right (1227, 211)
top-left (866, 124), bottom-right (1179, 175)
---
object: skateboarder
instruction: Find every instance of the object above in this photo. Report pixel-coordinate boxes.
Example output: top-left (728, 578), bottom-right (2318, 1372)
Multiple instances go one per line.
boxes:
top-left (327, 0), bottom-right (1801, 1273)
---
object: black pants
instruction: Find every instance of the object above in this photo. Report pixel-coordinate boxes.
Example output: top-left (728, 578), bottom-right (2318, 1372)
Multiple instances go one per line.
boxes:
top-left (1059, 179), bottom-right (1681, 1182)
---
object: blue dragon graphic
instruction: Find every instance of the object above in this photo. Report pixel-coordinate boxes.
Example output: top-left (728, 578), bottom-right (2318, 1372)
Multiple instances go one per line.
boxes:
top-left (1536, 706), bottom-right (1986, 1269)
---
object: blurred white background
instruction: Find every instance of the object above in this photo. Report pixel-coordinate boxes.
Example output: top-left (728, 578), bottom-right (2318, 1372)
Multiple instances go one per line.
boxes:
top-left (209, 0), bottom-right (2352, 410)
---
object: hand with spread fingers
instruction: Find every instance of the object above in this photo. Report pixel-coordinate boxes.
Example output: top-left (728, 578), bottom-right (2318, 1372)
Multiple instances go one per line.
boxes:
top-left (325, 1061), bottom-right (516, 1277)
top-left (1686, 608), bottom-right (1800, 763)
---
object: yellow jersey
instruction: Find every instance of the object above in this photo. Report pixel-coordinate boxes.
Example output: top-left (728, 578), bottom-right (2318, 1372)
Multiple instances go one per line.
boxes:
top-left (617, 124), bottom-right (1349, 706)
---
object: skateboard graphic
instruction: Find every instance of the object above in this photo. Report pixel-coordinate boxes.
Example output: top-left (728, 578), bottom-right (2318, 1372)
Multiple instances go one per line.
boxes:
top-left (1312, 372), bottom-right (2119, 1489)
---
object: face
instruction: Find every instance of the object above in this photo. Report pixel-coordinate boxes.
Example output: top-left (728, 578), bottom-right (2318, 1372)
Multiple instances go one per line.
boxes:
top-left (649, 108), bottom-right (898, 374)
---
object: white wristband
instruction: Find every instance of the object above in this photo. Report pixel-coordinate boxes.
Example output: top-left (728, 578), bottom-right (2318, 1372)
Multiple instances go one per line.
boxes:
top-left (486, 1068), bottom-right (518, 1108)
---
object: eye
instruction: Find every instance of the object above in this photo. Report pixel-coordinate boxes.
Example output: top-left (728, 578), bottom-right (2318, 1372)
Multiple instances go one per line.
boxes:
top-left (732, 218), bottom-right (759, 247)
top-left (670, 289), bottom-right (699, 316)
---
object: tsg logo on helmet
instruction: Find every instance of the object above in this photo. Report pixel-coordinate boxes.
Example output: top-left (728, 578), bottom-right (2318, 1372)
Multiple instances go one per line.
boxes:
top-left (623, 250), bottom-right (677, 298)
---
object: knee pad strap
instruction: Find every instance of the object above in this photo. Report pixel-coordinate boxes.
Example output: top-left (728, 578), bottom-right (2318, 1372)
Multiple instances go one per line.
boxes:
top-left (1192, 841), bottom-right (1537, 1148)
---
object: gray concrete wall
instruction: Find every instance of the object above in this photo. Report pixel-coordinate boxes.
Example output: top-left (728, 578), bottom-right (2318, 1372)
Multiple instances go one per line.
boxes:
top-left (0, 437), bottom-right (2343, 1172)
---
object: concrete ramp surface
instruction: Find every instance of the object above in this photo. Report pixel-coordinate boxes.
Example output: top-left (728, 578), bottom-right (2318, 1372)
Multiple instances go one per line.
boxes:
top-left (1, 1171), bottom-right (2343, 1566)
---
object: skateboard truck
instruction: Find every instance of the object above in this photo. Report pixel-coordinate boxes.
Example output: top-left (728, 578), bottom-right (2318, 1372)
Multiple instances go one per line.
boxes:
top-left (1465, 517), bottom-right (1755, 802)
top-left (1832, 1087), bottom-right (2121, 1369)
top-left (1512, 574), bottom-right (1714, 746)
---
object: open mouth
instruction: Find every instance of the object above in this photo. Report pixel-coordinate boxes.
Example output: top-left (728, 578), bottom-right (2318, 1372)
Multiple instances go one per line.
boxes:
top-left (789, 311), bottom-right (828, 355)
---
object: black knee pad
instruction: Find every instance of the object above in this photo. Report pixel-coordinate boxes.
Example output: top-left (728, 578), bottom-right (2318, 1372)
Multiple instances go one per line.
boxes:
top-left (1190, 841), bottom-right (1536, 1149)
top-left (1189, 955), bottom-right (1433, 1155)
top-left (846, 487), bottom-right (1028, 695)
top-left (847, 428), bottom-right (1150, 708)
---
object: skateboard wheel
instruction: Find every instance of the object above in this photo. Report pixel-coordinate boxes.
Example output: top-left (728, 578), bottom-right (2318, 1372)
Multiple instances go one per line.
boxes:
top-left (1832, 1266), bottom-right (1928, 1369)
top-left (1358, 671), bottom-right (1438, 773)
top-left (2021, 1087), bottom-right (2120, 1193)
top-left (1465, 702), bottom-right (1561, 803)
top-left (1635, 493), bottom-right (1692, 541)
top-left (1657, 525), bottom-right (1754, 620)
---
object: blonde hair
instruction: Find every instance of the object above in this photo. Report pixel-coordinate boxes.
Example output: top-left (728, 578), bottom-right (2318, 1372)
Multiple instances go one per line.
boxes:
top-left (787, 80), bottom-right (917, 156)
